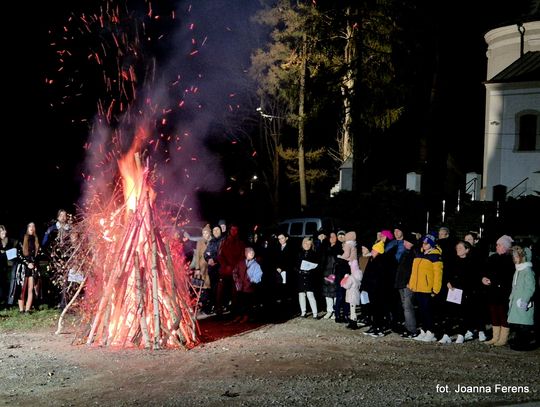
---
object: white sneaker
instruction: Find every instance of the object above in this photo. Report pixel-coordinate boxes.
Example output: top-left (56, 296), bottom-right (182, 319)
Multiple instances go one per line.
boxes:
top-left (323, 312), bottom-right (333, 319)
top-left (464, 330), bottom-right (473, 341)
top-left (422, 330), bottom-right (436, 342)
top-left (455, 334), bottom-right (465, 344)
top-left (478, 331), bottom-right (487, 342)
top-left (438, 334), bottom-right (452, 344)
top-left (413, 329), bottom-right (426, 341)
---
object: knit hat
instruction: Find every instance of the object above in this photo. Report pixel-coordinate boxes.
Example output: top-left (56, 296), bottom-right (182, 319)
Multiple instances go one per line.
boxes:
top-left (380, 230), bottom-right (394, 241)
top-left (394, 221), bottom-right (408, 233)
top-left (403, 232), bottom-right (418, 245)
top-left (337, 230), bottom-right (346, 236)
top-left (422, 233), bottom-right (437, 247)
top-left (496, 234), bottom-right (514, 250)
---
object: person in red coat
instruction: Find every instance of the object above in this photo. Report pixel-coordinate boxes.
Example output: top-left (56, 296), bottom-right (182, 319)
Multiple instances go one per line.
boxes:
top-left (232, 247), bottom-right (263, 323)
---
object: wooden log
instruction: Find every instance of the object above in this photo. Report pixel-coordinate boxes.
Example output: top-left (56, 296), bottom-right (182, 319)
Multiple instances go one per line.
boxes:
top-left (164, 243), bottom-right (198, 344)
top-left (134, 252), bottom-right (151, 349)
top-left (147, 191), bottom-right (161, 350)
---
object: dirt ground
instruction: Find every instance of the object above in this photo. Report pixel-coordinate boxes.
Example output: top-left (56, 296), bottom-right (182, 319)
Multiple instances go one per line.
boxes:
top-left (1, 314), bottom-right (539, 407)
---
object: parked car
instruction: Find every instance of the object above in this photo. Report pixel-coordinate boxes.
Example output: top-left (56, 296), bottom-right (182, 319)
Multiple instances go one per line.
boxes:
top-left (277, 217), bottom-right (336, 240)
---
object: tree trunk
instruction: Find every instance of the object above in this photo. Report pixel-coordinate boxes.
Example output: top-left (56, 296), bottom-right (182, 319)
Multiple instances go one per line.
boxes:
top-left (341, 7), bottom-right (357, 162)
top-left (298, 33), bottom-right (308, 210)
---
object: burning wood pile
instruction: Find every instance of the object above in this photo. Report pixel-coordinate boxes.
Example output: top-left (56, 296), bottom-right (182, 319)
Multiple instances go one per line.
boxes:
top-left (64, 152), bottom-right (199, 350)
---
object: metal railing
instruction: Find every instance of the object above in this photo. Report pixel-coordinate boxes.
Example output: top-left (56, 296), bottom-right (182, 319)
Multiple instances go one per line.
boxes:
top-left (506, 177), bottom-right (529, 198)
top-left (465, 177), bottom-right (478, 201)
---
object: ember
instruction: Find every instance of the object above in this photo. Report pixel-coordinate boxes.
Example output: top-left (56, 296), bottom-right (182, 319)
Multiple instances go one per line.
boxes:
top-left (67, 152), bottom-right (199, 350)
top-left (47, 1), bottom-right (209, 349)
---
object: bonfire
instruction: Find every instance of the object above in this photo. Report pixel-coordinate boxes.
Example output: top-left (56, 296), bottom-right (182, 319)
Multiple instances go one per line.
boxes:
top-left (56, 150), bottom-right (199, 350)
top-left (48, 1), bottom-right (207, 350)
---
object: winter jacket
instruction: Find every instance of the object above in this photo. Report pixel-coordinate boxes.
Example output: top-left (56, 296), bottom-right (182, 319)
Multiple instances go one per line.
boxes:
top-left (192, 238), bottom-right (210, 289)
top-left (322, 243), bottom-right (342, 298)
top-left (394, 248), bottom-right (415, 289)
top-left (341, 260), bottom-right (362, 305)
top-left (218, 235), bottom-right (246, 278)
top-left (233, 258), bottom-right (263, 293)
top-left (408, 247), bottom-right (443, 294)
top-left (508, 262), bottom-right (535, 326)
top-left (338, 232), bottom-right (357, 261)
top-left (483, 252), bottom-right (514, 304)
top-left (296, 250), bottom-right (319, 292)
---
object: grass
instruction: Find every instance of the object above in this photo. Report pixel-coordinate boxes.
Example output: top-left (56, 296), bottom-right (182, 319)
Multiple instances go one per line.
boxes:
top-left (0, 306), bottom-right (61, 332)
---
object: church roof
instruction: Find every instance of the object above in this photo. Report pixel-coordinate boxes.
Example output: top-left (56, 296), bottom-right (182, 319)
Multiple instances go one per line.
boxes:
top-left (486, 51), bottom-right (540, 83)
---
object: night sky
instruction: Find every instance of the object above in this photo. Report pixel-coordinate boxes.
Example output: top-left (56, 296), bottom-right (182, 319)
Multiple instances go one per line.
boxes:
top-left (1, 0), bottom-right (536, 239)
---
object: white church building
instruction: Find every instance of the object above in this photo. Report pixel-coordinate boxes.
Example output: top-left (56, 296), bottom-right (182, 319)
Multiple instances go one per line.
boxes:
top-left (482, 20), bottom-right (540, 201)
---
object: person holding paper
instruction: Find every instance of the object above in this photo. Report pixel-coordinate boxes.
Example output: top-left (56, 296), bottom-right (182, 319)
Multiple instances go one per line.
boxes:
top-left (273, 232), bottom-right (296, 316)
top-left (296, 237), bottom-right (319, 318)
top-left (8, 222), bottom-right (42, 313)
top-left (438, 241), bottom-right (481, 344)
top-left (0, 225), bottom-right (17, 308)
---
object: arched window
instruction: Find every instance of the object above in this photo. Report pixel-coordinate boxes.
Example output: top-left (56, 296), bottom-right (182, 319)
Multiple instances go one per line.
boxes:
top-left (517, 112), bottom-right (539, 151)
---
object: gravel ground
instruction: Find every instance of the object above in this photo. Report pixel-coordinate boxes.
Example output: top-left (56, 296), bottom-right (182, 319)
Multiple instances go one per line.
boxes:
top-left (0, 316), bottom-right (539, 406)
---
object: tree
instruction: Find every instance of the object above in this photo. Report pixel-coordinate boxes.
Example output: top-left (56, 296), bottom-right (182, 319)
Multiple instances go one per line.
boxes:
top-left (250, 0), bottom-right (331, 211)
top-left (330, 1), bottom-right (404, 190)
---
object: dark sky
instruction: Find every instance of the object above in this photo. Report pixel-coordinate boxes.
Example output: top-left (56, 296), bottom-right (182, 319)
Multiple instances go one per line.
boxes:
top-left (1, 0), bottom-right (536, 238)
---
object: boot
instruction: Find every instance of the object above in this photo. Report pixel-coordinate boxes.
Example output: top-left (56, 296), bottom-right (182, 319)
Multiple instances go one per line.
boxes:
top-left (346, 319), bottom-right (359, 330)
top-left (494, 327), bottom-right (510, 347)
top-left (485, 326), bottom-right (501, 345)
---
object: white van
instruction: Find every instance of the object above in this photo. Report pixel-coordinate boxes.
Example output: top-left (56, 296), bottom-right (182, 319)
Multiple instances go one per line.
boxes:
top-left (278, 217), bottom-right (336, 239)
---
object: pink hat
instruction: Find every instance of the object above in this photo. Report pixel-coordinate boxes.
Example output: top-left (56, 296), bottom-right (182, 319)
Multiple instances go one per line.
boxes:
top-left (380, 230), bottom-right (394, 241)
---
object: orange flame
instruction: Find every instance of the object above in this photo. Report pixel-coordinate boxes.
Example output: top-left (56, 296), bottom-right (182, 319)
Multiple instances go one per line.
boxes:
top-left (117, 126), bottom-right (155, 212)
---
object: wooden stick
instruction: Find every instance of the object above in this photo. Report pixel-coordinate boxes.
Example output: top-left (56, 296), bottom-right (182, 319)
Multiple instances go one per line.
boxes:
top-left (134, 252), bottom-right (151, 349)
top-left (147, 190), bottom-right (161, 350)
top-left (55, 277), bottom-right (87, 335)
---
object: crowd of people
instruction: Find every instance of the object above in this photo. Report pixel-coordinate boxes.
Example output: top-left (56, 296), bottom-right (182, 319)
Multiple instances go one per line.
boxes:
top-left (186, 220), bottom-right (538, 351)
top-left (1, 212), bottom-right (538, 351)
top-left (0, 210), bottom-right (73, 313)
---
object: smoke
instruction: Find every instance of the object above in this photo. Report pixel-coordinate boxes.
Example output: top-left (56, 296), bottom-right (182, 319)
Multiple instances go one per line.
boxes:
top-left (81, 0), bottom-right (262, 220)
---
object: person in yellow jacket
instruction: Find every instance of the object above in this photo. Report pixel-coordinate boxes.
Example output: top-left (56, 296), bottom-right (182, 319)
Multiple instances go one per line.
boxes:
top-left (408, 233), bottom-right (443, 342)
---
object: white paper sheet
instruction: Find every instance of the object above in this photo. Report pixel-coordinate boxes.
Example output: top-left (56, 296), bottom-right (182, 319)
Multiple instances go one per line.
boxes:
top-left (300, 260), bottom-right (318, 271)
top-left (6, 248), bottom-right (17, 260)
top-left (446, 288), bottom-right (463, 304)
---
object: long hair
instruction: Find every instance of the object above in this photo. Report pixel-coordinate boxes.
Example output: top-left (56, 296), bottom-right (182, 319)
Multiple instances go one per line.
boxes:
top-left (22, 224), bottom-right (39, 257)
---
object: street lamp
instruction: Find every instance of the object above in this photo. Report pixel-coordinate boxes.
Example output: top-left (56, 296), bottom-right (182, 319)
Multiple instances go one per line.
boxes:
top-left (256, 107), bottom-right (281, 120)
top-left (250, 175), bottom-right (258, 190)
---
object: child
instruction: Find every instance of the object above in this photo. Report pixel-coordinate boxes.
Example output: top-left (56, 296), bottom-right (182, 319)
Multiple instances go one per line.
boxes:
top-left (232, 247), bottom-right (263, 323)
top-left (339, 232), bottom-right (362, 329)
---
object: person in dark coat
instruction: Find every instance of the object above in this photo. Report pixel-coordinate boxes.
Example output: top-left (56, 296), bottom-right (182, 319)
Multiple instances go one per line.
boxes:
top-left (0, 225), bottom-right (17, 308)
top-left (482, 235), bottom-right (515, 346)
top-left (322, 232), bottom-right (342, 319)
top-left (295, 237), bottom-right (319, 318)
top-left (438, 241), bottom-right (480, 344)
top-left (394, 234), bottom-right (418, 337)
top-left (272, 232), bottom-right (297, 318)
top-left (204, 226), bottom-right (224, 314)
top-left (362, 236), bottom-right (398, 337)
top-left (9, 222), bottom-right (42, 312)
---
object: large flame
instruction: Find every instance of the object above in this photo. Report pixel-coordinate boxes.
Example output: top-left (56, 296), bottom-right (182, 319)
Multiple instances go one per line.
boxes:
top-left (117, 126), bottom-right (155, 212)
